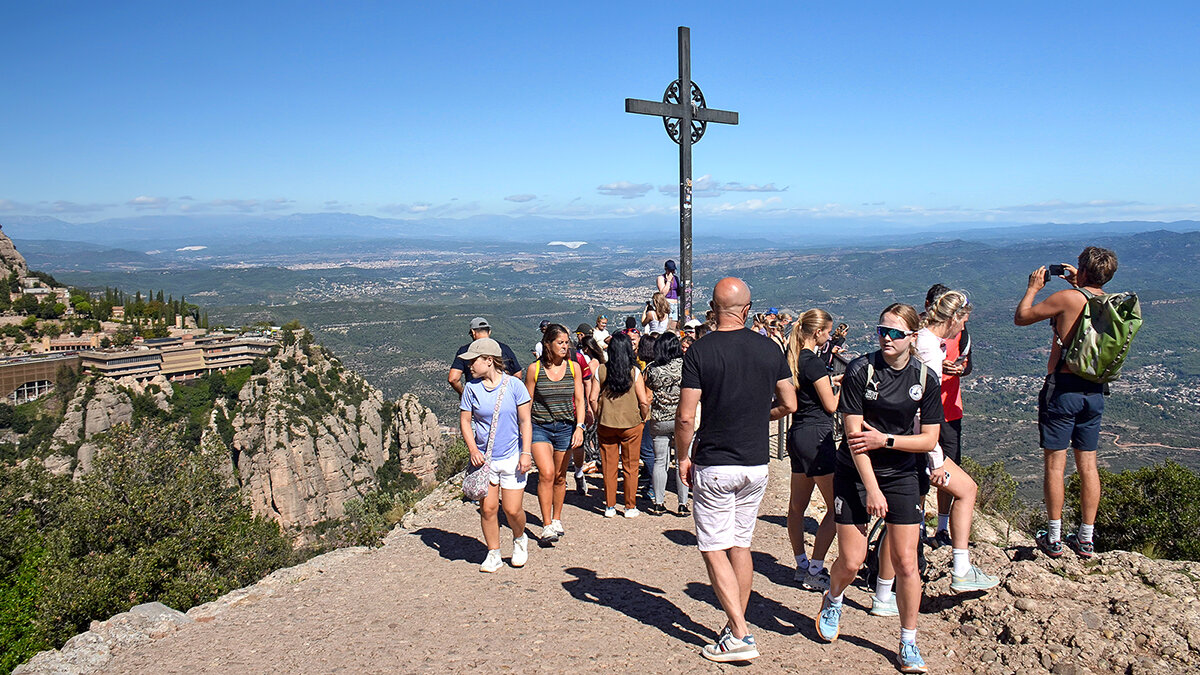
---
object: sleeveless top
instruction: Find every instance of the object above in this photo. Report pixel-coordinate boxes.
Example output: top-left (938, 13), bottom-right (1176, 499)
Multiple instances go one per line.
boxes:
top-left (664, 273), bottom-right (679, 300)
top-left (597, 364), bottom-right (643, 428)
top-left (531, 359), bottom-right (576, 424)
top-left (645, 316), bottom-right (669, 334)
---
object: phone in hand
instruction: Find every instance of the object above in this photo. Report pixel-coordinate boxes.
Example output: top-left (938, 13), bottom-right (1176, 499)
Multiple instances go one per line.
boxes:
top-left (1044, 263), bottom-right (1067, 282)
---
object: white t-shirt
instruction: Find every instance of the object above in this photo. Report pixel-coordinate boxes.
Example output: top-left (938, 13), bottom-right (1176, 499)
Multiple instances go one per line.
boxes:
top-left (914, 328), bottom-right (946, 377)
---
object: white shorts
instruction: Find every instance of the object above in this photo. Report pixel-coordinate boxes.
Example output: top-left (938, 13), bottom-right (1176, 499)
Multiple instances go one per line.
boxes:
top-left (667, 299), bottom-right (679, 322)
top-left (488, 453), bottom-right (528, 491)
top-left (691, 464), bottom-right (769, 552)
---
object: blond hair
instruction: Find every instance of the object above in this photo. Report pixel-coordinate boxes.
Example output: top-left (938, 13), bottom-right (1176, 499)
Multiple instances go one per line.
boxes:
top-left (650, 291), bottom-right (670, 319)
top-left (787, 308), bottom-right (833, 388)
top-left (923, 290), bottom-right (972, 328)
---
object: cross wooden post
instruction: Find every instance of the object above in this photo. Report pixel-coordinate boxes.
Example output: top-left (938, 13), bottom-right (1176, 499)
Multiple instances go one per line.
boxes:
top-left (625, 26), bottom-right (738, 321)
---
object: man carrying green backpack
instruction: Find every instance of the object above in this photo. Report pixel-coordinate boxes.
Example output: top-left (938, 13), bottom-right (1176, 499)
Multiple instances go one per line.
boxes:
top-left (1014, 246), bottom-right (1142, 560)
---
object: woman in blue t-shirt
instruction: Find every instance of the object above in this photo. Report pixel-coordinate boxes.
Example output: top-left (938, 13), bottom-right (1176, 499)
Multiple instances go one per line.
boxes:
top-left (459, 338), bottom-right (533, 573)
top-left (784, 309), bottom-right (842, 591)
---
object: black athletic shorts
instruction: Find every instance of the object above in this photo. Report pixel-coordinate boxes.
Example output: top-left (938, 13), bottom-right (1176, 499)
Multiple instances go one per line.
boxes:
top-left (832, 463), bottom-right (924, 526)
top-left (787, 420), bottom-right (836, 477)
top-left (940, 418), bottom-right (962, 464)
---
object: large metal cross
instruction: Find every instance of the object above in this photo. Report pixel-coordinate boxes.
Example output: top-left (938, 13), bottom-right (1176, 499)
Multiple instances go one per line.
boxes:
top-left (625, 26), bottom-right (738, 321)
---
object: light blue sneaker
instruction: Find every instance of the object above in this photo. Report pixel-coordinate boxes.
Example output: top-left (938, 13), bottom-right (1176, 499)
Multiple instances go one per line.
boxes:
top-left (815, 592), bottom-right (842, 642)
top-left (869, 594), bottom-right (898, 617)
top-left (950, 565), bottom-right (1001, 593)
top-left (897, 641), bottom-right (928, 673)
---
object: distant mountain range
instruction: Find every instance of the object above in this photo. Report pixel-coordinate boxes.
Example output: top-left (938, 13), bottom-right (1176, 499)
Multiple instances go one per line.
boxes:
top-left (4, 212), bottom-right (1198, 257)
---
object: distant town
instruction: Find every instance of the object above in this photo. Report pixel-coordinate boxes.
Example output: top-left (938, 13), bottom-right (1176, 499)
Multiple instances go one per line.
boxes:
top-left (0, 273), bottom-right (279, 405)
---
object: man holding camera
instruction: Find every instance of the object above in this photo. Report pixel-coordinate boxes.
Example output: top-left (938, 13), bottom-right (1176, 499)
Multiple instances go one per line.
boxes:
top-left (1014, 246), bottom-right (1119, 559)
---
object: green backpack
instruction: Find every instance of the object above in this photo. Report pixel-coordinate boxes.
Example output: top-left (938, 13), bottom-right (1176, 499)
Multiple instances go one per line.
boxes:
top-left (1061, 288), bottom-right (1143, 383)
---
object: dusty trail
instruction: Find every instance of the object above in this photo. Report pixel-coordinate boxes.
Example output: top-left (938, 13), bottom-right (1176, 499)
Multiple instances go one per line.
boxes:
top-left (97, 458), bottom-right (979, 674)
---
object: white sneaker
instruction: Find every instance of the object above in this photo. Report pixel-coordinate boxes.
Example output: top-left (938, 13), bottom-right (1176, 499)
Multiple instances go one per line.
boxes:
top-left (479, 549), bottom-right (503, 573)
top-left (511, 536), bottom-right (528, 567)
top-left (625, 507), bottom-right (641, 519)
top-left (604, 507), bottom-right (617, 518)
top-left (549, 519), bottom-right (565, 537)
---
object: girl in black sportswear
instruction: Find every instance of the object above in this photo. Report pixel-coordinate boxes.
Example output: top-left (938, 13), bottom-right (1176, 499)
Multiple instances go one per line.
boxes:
top-left (784, 308), bottom-right (842, 590)
top-left (816, 304), bottom-right (943, 672)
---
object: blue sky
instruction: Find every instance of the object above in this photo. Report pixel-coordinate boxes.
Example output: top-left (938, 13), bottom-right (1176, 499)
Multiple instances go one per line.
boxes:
top-left (2, 2), bottom-right (1198, 227)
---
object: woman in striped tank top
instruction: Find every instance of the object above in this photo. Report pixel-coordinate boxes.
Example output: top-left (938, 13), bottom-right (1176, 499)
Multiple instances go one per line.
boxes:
top-left (524, 323), bottom-right (586, 545)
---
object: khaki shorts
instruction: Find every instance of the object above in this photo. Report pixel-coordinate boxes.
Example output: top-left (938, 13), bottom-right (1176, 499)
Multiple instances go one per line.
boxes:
top-left (692, 464), bottom-right (769, 552)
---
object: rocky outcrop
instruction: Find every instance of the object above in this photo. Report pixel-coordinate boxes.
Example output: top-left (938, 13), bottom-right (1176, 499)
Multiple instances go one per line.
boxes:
top-left (50, 377), bottom-right (135, 454)
top-left (223, 343), bottom-right (442, 540)
top-left (925, 513), bottom-right (1200, 674)
top-left (0, 222), bottom-right (29, 278)
top-left (13, 602), bottom-right (193, 675)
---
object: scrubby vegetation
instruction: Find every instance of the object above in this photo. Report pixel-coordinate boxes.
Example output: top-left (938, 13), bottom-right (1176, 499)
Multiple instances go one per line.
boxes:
top-left (0, 423), bottom-right (295, 672)
top-left (1066, 460), bottom-right (1200, 560)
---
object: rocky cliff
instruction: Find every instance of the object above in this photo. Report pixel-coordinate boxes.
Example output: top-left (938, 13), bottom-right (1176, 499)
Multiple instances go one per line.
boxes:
top-left (0, 222), bottom-right (30, 278)
top-left (225, 341), bottom-right (441, 538)
top-left (39, 339), bottom-right (444, 540)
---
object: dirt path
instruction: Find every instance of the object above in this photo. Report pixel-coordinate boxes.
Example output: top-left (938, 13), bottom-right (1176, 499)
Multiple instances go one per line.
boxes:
top-left (100, 459), bottom-right (980, 674)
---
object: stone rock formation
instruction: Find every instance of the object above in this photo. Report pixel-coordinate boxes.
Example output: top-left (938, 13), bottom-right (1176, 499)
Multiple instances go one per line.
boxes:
top-left (0, 222), bottom-right (30, 278)
top-left (221, 342), bottom-right (441, 541)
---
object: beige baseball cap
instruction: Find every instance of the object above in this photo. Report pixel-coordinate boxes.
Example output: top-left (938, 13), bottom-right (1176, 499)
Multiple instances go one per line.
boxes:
top-left (460, 337), bottom-right (502, 360)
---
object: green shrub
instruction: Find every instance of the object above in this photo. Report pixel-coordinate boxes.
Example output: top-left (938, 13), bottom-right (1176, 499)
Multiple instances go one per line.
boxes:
top-left (435, 438), bottom-right (469, 482)
top-left (1066, 461), bottom-right (1200, 560)
top-left (961, 456), bottom-right (1018, 515)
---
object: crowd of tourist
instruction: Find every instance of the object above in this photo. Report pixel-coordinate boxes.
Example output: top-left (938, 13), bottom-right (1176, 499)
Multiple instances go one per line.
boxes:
top-left (449, 247), bottom-right (1125, 673)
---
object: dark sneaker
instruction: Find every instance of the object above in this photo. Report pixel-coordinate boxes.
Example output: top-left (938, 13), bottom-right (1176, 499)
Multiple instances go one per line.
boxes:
top-left (802, 568), bottom-right (831, 592)
top-left (1036, 530), bottom-right (1064, 559)
top-left (896, 641), bottom-right (928, 674)
top-left (701, 631), bottom-right (759, 662)
top-left (1066, 533), bottom-right (1095, 559)
top-left (930, 529), bottom-right (953, 549)
top-left (677, 503), bottom-right (690, 517)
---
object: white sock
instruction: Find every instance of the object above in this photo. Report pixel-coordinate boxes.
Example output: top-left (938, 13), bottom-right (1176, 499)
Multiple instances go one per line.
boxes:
top-left (937, 513), bottom-right (950, 532)
top-left (874, 577), bottom-right (895, 603)
top-left (795, 553), bottom-right (809, 570)
top-left (1048, 519), bottom-right (1062, 542)
top-left (809, 559), bottom-right (825, 575)
top-left (1078, 523), bottom-right (1094, 543)
top-left (514, 534), bottom-right (527, 544)
top-left (900, 627), bottom-right (917, 645)
top-left (828, 591), bottom-right (844, 605)
top-left (952, 548), bottom-right (971, 576)
top-left (575, 467), bottom-right (584, 478)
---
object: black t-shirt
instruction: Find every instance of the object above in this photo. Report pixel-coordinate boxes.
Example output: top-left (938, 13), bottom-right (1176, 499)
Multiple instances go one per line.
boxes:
top-left (681, 328), bottom-right (792, 466)
top-left (451, 340), bottom-right (522, 376)
top-left (836, 351), bottom-right (944, 478)
top-left (792, 349), bottom-right (833, 424)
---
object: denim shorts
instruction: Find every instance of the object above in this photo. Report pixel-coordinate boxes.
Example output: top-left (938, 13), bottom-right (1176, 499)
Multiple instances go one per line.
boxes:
top-left (531, 419), bottom-right (575, 451)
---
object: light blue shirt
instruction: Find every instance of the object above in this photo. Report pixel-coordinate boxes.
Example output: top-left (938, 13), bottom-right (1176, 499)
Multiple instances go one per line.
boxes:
top-left (460, 375), bottom-right (531, 461)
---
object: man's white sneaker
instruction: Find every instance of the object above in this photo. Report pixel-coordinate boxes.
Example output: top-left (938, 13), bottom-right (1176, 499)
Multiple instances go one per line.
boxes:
top-left (511, 536), bottom-right (528, 567)
top-left (625, 507), bottom-right (641, 519)
top-left (479, 549), bottom-right (503, 573)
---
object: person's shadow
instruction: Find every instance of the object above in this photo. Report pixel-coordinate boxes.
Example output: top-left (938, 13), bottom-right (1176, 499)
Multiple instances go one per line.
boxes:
top-left (413, 527), bottom-right (486, 563)
top-left (562, 567), bottom-right (715, 647)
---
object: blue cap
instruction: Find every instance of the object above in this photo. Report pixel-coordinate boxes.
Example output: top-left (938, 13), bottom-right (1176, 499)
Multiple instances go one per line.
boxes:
top-left (767, 307), bottom-right (779, 314)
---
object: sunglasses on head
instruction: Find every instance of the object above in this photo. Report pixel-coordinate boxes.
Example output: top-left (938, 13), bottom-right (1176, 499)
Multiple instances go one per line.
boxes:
top-left (876, 325), bottom-right (915, 341)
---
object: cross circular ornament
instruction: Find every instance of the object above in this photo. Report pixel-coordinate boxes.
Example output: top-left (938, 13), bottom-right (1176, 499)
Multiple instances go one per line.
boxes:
top-left (662, 79), bottom-right (708, 144)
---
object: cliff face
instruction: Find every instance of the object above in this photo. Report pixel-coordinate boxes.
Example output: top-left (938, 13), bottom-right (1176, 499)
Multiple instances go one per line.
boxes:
top-left (40, 340), bottom-right (443, 540)
top-left (0, 222), bottom-right (30, 278)
top-left (226, 342), bottom-right (441, 538)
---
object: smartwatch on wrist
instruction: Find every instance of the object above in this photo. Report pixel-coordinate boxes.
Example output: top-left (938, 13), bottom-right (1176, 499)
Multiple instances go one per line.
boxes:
top-left (885, 434), bottom-right (895, 448)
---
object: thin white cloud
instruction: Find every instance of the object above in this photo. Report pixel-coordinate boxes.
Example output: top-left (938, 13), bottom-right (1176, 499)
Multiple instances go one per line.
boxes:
top-left (504, 194), bottom-right (537, 203)
top-left (128, 195), bottom-right (170, 209)
top-left (0, 199), bottom-right (27, 212)
top-left (659, 174), bottom-right (788, 198)
top-left (379, 200), bottom-right (479, 217)
top-left (597, 181), bottom-right (654, 199)
top-left (995, 199), bottom-right (1143, 213)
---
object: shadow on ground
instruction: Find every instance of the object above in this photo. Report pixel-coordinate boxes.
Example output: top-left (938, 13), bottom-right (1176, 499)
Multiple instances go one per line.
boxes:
top-left (413, 527), bottom-right (486, 563)
top-left (562, 567), bottom-right (715, 647)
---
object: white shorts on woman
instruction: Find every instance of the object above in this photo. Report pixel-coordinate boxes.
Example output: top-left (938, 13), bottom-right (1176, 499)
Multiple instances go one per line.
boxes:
top-left (488, 453), bottom-right (528, 490)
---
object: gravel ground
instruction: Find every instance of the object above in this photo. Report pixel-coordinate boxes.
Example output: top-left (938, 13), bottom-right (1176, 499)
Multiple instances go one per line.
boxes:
top-left (100, 458), bottom-right (974, 674)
